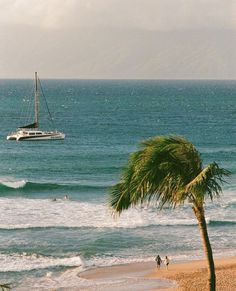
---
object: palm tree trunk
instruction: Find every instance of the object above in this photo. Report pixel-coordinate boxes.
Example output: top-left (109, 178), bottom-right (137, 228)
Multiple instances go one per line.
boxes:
top-left (193, 205), bottom-right (216, 291)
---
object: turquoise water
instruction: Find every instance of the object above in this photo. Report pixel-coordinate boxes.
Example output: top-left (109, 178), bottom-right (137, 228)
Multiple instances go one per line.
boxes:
top-left (0, 80), bottom-right (235, 289)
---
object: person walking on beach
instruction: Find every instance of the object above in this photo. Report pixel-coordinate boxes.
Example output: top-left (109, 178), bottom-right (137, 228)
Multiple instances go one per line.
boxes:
top-left (164, 256), bottom-right (170, 270)
top-left (155, 255), bottom-right (162, 269)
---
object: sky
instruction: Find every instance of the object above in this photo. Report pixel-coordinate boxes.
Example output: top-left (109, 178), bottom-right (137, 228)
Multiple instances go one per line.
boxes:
top-left (0, 0), bottom-right (236, 79)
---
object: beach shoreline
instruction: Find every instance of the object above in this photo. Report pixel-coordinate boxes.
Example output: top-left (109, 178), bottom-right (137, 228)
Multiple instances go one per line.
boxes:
top-left (79, 256), bottom-right (236, 290)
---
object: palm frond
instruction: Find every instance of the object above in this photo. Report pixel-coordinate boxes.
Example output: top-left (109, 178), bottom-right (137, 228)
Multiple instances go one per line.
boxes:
top-left (109, 135), bottom-right (230, 213)
top-left (185, 162), bottom-right (230, 202)
top-left (0, 283), bottom-right (11, 291)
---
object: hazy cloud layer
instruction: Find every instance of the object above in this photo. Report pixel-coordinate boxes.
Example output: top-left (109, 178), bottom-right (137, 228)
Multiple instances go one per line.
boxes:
top-left (0, 0), bottom-right (235, 78)
top-left (1, 0), bottom-right (235, 30)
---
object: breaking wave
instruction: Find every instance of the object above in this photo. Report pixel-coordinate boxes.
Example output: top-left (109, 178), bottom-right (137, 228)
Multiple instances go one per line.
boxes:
top-left (208, 220), bottom-right (236, 227)
top-left (0, 177), bottom-right (26, 189)
top-left (0, 252), bottom-right (83, 272)
top-left (0, 196), bottom-right (235, 230)
top-left (0, 177), bottom-right (108, 192)
top-left (0, 220), bottom-right (235, 231)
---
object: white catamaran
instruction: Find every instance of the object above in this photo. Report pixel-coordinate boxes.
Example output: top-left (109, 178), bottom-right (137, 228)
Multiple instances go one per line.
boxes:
top-left (7, 72), bottom-right (65, 141)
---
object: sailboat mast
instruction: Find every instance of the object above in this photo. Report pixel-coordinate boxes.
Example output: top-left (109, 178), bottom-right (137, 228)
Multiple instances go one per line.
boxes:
top-left (35, 72), bottom-right (39, 128)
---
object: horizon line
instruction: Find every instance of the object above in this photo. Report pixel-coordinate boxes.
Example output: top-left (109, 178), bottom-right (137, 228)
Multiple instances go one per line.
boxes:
top-left (1, 78), bottom-right (236, 81)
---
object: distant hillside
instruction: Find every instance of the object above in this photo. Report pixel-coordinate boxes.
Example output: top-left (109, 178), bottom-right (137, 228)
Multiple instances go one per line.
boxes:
top-left (1, 26), bottom-right (235, 79)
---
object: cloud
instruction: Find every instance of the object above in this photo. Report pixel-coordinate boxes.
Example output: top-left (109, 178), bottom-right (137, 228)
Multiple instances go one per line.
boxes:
top-left (0, 0), bottom-right (235, 31)
top-left (0, 0), bottom-right (77, 28)
top-left (0, 0), bottom-right (235, 78)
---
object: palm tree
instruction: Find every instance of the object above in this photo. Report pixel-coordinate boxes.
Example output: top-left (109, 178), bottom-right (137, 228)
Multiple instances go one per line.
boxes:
top-left (109, 135), bottom-right (229, 291)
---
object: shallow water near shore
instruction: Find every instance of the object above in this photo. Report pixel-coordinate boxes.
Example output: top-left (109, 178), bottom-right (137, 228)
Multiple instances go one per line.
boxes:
top-left (0, 79), bottom-right (235, 289)
top-left (15, 263), bottom-right (176, 291)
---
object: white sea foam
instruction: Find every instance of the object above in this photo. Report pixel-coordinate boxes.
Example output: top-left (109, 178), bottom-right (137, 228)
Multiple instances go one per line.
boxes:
top-left (199, 146), bottom-right (236, 154)
top-left (0, 253), bottom-right (83, 272)
top-left (0, 251), bottom-right (196, 275)
top-left (15, 257), bottom-right (175, 291)
top-left (0, 190), bottom-right (235, 229)
top-left (17, 248), bottom-right (236, 291)
top-left (0, 197), bottom-right (198, 229)
top-left (0, 176), bottom-right (26, 189)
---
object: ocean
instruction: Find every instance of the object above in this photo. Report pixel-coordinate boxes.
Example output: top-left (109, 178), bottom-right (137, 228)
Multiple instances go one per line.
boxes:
top-left (0, 79), bottom-right (235, 289)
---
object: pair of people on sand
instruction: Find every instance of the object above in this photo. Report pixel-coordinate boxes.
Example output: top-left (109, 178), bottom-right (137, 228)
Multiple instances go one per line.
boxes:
top-left (155, 255), bottom-right (170, 269)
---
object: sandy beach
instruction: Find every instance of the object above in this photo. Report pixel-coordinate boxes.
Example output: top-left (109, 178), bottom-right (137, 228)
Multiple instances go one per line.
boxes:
top-left (79, 256), bottom-right (236, 291)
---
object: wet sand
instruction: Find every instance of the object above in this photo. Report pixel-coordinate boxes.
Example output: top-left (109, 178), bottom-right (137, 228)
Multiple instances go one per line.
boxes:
top-left (80, 256), bottom-right (236, 290)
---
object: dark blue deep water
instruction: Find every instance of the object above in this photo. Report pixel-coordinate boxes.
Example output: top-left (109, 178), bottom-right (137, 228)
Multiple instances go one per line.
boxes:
top-left (0, 79), bottom-right (235, 289)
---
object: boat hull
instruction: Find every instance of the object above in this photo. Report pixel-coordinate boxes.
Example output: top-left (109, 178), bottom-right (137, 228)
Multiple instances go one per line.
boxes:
top-left (17, 134), bottom-right (65, 141)
top-left (6, 135), bottom-right (18, 140)
top-left (7, 130), bottom-right (65, 141)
